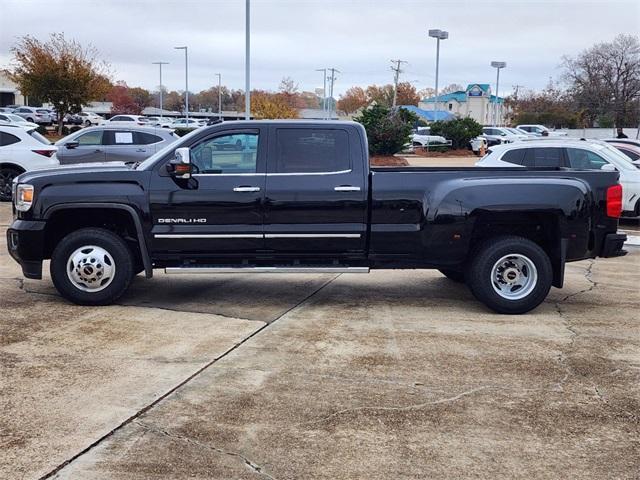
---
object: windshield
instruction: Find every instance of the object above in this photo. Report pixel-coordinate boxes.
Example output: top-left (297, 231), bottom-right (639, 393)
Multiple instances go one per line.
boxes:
top-left (137, 128), bottom-right (200, 170)
top-left (29, 130), bottom-right (52, 145)
top-left (597, 143), bottom-right (640, 170)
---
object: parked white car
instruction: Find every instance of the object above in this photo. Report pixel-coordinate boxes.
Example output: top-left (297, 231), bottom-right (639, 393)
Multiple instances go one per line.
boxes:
top-left (12, 106), bottom-right (54, 125)
top-left (411, 127), bottom-right (448, 147)
top-left (170, 118), bottom-right (202, 129)
top-left (103, 114), bottom-right (150, 126)
top-left (0, 125), bottom-right (58, 201)
top-left (516, 124), bottom-right (568, 137)
top-left (476, 139), bottom-right (640, 217)
top-left (0, 113), bottom-right (38, 130)
top-left (469, 136), bottom-right (488, 155)
top-left (146, 116), bottom-right (175, 128)
top-left (77, 112), bottom-right (103, 126)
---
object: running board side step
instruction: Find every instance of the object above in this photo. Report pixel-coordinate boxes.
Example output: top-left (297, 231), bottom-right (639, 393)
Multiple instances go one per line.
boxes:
top-left (164, 266), bottom-right (370, 274)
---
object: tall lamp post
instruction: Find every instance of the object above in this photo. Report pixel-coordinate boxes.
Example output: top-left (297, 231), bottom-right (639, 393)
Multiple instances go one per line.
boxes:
top-left (245, 0), bottom-right (251, 120)
top-left (174, 46), bottom-right (189, 119)
top-left (428, 29), bottom-right (448, 118)
top-left (152, 61), bottom-right (169, 118)
top-left (316, 68), bottom-right (327, 119)
top-left (215, 73), bottom-right (222, 119)
top-left (491, 61), bottom-right (506, 126)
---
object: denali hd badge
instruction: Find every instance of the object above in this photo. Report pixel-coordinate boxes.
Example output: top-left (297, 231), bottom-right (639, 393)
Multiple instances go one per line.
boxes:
top-left (158, 218), bottom-right (207, 224)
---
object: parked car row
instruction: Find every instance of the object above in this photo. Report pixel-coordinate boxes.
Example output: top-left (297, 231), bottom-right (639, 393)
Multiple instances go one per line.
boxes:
top-left (476, 137), bottom-right (640, 217)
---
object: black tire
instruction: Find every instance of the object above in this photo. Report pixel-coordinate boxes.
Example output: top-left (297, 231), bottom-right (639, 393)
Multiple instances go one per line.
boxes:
top-left (50, 228), bottom-right (134, 306)
top-left (438, 269), bottom-right (465, 283)
top-left (467, 236), bottom-right (552, 314)
top-left (0, 167), bottom-right (22, 202)
top-left (85, 120), bottom-right (91, 127)
top-left (26, 117), bottom-right (34, 123)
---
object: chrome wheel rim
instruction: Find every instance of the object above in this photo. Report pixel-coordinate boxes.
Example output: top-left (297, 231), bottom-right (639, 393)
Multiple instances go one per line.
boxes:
top-left (66, 245), bottom-right (116, 292)
top-left (490, 254), bottom-right (538, 300)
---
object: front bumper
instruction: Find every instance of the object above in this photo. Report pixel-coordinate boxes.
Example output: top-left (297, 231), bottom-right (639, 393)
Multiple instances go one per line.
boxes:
top-left (601, 233), bottom-right (627, 258)
top-left (6, 219), bottom-right (46, 279)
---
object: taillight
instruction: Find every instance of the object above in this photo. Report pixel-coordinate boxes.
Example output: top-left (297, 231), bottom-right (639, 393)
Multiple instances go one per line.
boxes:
top-left (32, 150), bottom-right (55, 158)
top-left (606, 184), bottom-right (623, 218)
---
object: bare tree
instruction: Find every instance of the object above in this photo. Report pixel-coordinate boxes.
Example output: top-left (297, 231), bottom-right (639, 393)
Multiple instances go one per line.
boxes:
top-left (562, 34), bottom-right (640, 127)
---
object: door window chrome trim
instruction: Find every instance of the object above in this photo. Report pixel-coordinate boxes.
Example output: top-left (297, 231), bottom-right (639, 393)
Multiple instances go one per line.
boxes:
top-left (191, 169), bottom-right (353, 177)
top-left (154, 234), bottom-right (263, 239)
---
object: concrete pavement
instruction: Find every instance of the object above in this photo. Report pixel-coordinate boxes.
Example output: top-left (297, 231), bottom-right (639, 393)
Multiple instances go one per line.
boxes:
top-left (1, 203), bottom-right (638, 479)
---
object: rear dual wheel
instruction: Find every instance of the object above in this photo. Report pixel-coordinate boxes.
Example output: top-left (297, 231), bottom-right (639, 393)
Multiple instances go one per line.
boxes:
top-left (466, 236), bottom-right (552, 314)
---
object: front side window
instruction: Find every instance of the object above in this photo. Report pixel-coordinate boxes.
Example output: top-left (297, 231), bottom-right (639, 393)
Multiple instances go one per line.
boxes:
top-left (618, 148), bottom-right (640, 161)
top-left (565, 148), bottom-right (609, 169)
top-left (275, 128), bottom-right (350, 173)
top-left (191, 133), bottom-right (259, 174)
top-left (76, 130), bottom-right (103, 146)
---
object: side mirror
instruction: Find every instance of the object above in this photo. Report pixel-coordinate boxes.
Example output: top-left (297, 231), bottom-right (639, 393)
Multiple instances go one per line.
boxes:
top-left (65, 141), bottom-right (79, 149)
top-left (166, 147), bottom-right (192, 179)
top-left (600, 163), bottom-right (616, 172)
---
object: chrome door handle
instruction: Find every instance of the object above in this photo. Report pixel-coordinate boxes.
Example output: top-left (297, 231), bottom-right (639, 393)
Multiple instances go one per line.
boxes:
top-left (233, 186), bottom-right (261, 192)
top-left (334, 186), bottom-right (361, 192)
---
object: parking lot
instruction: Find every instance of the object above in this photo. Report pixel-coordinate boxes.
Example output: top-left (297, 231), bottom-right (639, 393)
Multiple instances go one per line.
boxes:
top-left (1, 201), bottom-right (639, 479)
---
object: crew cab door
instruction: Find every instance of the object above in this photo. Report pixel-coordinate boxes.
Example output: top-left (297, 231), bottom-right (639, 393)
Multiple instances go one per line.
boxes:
top-left (263, 125), bottom-right (367, 255)
top-left (149, 128), bottom-right (266, 254)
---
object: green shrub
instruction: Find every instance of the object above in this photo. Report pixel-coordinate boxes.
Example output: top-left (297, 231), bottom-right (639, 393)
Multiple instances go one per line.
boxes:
top-left (61, 126), bottom-right (70, 136)
top-left (173, 127), bottom-right (196, 137)
top-left (69, 126), bottom-right (82, 134)
top-left (429, 117), bottom-right (483, 149)
top-left (36, 125), bottom-right (48, 136)
top-left (354, 104), bottom-right (417, 155)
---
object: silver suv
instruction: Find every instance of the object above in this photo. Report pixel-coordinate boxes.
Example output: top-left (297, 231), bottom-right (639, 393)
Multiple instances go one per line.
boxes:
top-left (55, 125), bottom-right (179, 164)
top-left (12, 106), bottom-right (54, 125)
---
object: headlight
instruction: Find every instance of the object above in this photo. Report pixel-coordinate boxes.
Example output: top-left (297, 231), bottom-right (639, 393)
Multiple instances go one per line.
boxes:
top-left (15, 184), bottom-right (34, 212)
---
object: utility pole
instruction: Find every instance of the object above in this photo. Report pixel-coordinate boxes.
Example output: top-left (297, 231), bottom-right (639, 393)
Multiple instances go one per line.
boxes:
top-left (327, 68), bottom-right (339, 119)
top-left (390, 59), bottom-right (408, 107)
top-left (512, 84), bottom-right (524, 102)
top-left (215, 73), bottom-right (222, 119)
top-left (152, 61), bottom-right (169, 118)
top-left (316, 68), bottom-right (327, 119)
top-left (245, 0), bottom-right (251, 120)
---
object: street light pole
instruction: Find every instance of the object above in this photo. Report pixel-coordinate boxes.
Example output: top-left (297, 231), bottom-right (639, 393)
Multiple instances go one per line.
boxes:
top-left (174, 46), bottom-right (189, 119)
top-left (245, 0), bottom-right (251, 120)
top-left (327, 68), bottom-right (339, 119)
top-left (491, 61), bottom-right (506, 126)
top-left (152, 61), bottom-right (169, 118)
top-left (428, 29), bottom-right (448, 119)
top-left (316, 68), bottom-right (327, 119)
top-left (215, 73), bottom-right (222, 120)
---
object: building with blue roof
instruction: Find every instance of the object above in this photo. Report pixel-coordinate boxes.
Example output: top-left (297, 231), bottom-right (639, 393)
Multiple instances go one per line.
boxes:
top-left (397, 105), bottom-right (456, 122)
top-left (418, 83), bottom-right (507, 125)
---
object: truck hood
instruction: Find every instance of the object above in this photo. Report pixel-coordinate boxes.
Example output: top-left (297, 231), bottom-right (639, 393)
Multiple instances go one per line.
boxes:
top-left (17, 162), bottom-right (134, 184)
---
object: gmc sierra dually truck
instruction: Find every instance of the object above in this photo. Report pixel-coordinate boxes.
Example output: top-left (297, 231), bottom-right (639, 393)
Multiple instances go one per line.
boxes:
top-left (7, 121), bottom-right (627, 313)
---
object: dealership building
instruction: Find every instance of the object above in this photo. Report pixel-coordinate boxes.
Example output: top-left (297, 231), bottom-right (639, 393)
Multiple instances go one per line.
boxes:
top-left (0, 70), bottom-right (26, 107)
top-left (419, 83), bottom-right (506, 125)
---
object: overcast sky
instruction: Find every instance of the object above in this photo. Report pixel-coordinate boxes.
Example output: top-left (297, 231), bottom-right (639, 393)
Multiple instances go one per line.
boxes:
top-left (1, 0), bottom-right (639, 98)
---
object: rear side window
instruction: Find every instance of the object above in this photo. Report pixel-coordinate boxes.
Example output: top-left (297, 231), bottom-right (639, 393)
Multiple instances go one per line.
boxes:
top-left (134, 131), bottom-right (162, 145)
top-left (29, 130), bottom-right (51, 145)
top-left (619, 148), bottom-right (640, 161)
top-left (103, 130), bottom-right (135, 145)
top-left (274, 128), bottom-right (350, 173)
top-left (0, 132), bottom-right (21, 146)
top-left (532, 147), bottom-right (563, 167)
top-left (501, 149), bottom-right (527, 166)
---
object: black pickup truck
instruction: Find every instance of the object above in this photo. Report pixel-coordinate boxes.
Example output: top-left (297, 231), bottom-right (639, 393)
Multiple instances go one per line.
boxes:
top-left (7, 120), bottom-right (627, 313)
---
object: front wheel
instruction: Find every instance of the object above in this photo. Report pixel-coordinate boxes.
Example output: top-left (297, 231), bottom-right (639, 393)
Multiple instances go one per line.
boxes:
top-left (50, 228), bottom-right (134, 305)
top-left (466, 236), bottom-right (552, 314)
top-left (0, 167), bottom-right (22, 202)
top-left (85, 120), bottom-right (91, 127)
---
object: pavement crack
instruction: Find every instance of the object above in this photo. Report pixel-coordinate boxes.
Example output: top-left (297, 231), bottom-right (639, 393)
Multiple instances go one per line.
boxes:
top-left (299, 386), bottom-right (489, 427)
top-left (38, 273), bottom-right (341, 480)
top-left (133, 420), bottom-right (277, 479)
top-left (553, 260), bottom-right (596, 392)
